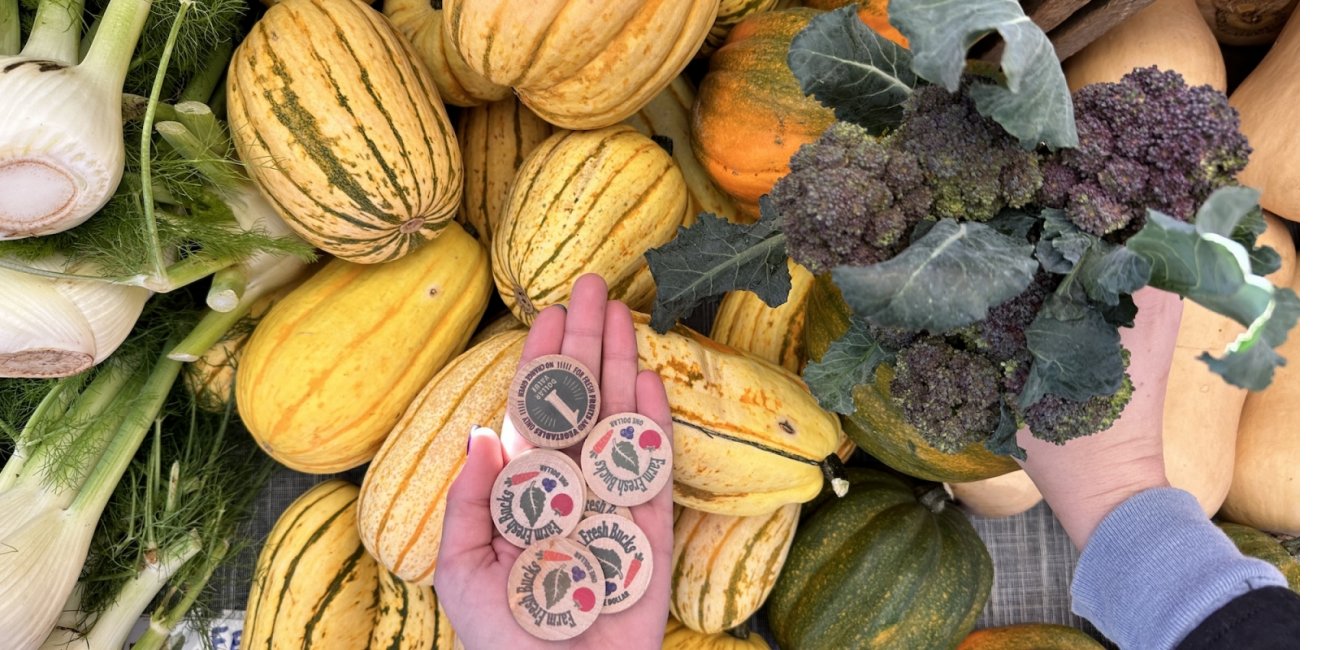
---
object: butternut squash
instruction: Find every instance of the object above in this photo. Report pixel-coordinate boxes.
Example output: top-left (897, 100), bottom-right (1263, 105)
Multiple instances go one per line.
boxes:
top-left (945, 469), bottom-right (1043, 519)
top-left (1063, 0), bottom-right (1226, 93)
top-left (1232, 8), bottom-right (1299, 221)
top-left (1196, 0), bottom-right (1298, 46)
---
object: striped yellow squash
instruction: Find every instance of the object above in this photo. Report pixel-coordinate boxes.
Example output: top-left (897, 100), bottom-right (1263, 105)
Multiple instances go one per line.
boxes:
top-left (237, 224), bottom-right (490, 473)
top-left (184, 287), bottom-right (294, 412)
top-left (358, 331), bottom-right (526, 584)
top-left (492, 126), bottom-right (688, 324)
top-left (622, 76), bottom-right (742, 225)
top-left (371, 565), bottom-right (463, 649)
top-left (699, 0), bottom-right (781, 57)
top-left (467, 312), bottom-right (527, 348)
top-left (456, 97), bottom-right (556, 248)
top-left (633, 315), bottom-right (846, 516)
top-left (381, 0), bottom-right (507, 106)
top-left (664, 618), bottom-right (772, 649)
top-left (710, 260), bottom-right (814, 373)
top-left (444, 0), bottom-right (720, 129)
top-left (671, 504), bottom-right (799, 633)
top-left (228, 0), bottom-right (463, 264)
top-left (242, 481), bottom-right (378, 649)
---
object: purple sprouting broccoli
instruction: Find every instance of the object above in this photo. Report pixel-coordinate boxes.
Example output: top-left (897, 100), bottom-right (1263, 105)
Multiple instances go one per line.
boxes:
top-left (772, 122), bottom-right (932, 273)
top-left (1039, 66), bottom-right (1251, 236)
top-left (1023, 351), bottom-right (1135, 444)
top-left (889, 337), bottom-right (1003, 453)
top-left (958, 272), bottom-right (1059, 362)
top-left (890, 83), bottom-right (1043, 222)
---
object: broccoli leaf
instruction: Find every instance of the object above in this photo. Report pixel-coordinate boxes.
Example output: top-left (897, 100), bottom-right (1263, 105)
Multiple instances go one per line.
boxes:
top-left (1224, 192), bottom-right (1282, 277)
top-left (803, 318), bottom-right (895, 414)
top-left (644, 205), bottom-right (790, 333)
top-left (1126, 188), bottom-right (1300, 389)
top-left (1035, 209), bottom-right (1093, 274)
top-left (1019, 304), bottom-right (1124, 407)
top-left (987, 209), bottom-right (1039, 241)
top-left (985, 402), bottom-right (1024, 461)
top-left (889, 0), bottom-right (1077, 149)
top-left (788, 6), bottom-right (918, 135)
top-left (832, 219), bottom-right (1038, 333)
top-left (1077, 243), bottom-right (1151, 306)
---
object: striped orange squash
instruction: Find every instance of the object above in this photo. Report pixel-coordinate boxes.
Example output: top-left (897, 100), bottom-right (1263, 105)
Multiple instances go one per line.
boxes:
top-left (622, 76), bottom-right (743, 225)
top-left (358, 331), bottom-right (526, 584)
top-left (381, 0), bottom-right (507, 106)
top-left (444, 0), bottom-right (720, 129)
top-left (242, 481), bottom-right (378, 649)
top-left (671, 504), bottom-right (799, 634)
top-left (492, 126), bottom-right (689, 324)
top-left (371, 565), bottom-right (463, 649)
top-left (228, 0), bottom-right (463, 264)
top-left (236, 224), bottom-right (490, 473)
top-left (710, 260), bottom-right (815, 373)
top-left (456, 96), bottom-right (556, 248)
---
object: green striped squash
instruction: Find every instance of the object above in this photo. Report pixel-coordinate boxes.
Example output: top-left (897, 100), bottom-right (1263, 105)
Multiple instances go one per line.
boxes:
top-left (456, 97), bottom-right (556, 248)
top-left (768, 468), bottom-right (993, 649)
top-left (1218, 521), bottom-right (1299, 592)
top-left (671, 504), bottom-right (799, 634)
top-left (958, 624), bottom-right (1104, 650)
top-left (710, 260), bottom-right (814, 373)
top-left (358, 331), bottom-right (527, 584)
top-left (664, 618), bottom-right (772, 649)
top-left (228, 0), bottom-right (463, 264)
top-left (242, 480), bottom-right (378, 649)
top-left (371, 565), bottom-right (463, 649)
top-left (492, 126), bottom-right (689, 324)
top-left (381, 0), bottom-right (507, 106)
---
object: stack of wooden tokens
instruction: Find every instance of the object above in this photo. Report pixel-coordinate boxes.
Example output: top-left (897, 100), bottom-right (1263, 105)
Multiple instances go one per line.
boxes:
top-left (492, 355), bottom-right (674, 640)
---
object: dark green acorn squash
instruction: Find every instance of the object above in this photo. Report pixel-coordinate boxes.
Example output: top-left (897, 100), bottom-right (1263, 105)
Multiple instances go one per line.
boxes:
top-left (768, 468), bottom-right (993, 649)
top-left (1218, 521), bottom-right (1299, 592)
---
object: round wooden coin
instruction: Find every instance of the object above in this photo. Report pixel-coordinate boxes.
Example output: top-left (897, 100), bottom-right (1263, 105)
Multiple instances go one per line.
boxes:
top-left (580, 412), bottom-right (673, 507)
top-left (583, 494), bottom-right (633, 522)
top-left (508, 354), bottom-right (601, 449)
top-left (573, 514), bottom-right (653, 614)
top-left (507, 536), bottom-right (603, 640)
top-left (491, 449), bottom-right (586, 548)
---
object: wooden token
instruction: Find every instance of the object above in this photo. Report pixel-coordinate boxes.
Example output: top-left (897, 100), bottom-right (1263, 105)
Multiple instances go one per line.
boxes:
top-left (573, 515), bottom-right (653, 614)
top-left (508, 354), bottom-right (601, 449)
top-left (491, 449), bottom-right (585, 548)
top-left (583, 494), bottom-right (633, 522)
top-left (581, 412), bottom-right (673, 507)
top-left (508, 537), bottom-right (603, 640)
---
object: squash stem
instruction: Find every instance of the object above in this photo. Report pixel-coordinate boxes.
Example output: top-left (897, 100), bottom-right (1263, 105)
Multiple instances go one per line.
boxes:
top-left (206, 265), bottom-right (248, 312)
top-left (20, 0), bottom-right (84, 64)
top-left (918, 485), bottom-right (950, 515)
top-left (0, 0), bottom-right (19, 56)
top-left (820, 454), bottom-right (849, 497)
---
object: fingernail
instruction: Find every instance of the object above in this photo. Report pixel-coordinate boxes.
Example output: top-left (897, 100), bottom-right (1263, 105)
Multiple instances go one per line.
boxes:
top-left (554, 304), bottom-right (567, 313)
top-left (468, 425), bottom-right (479, 455)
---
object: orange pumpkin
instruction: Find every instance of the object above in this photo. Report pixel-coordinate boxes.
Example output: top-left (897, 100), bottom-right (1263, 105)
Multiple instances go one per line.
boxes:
top-left (803, 0), bottom-right (909, 47)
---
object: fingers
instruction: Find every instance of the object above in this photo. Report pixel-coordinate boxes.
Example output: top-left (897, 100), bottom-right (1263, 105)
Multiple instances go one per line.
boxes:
top-left (437, 426), bottom-right (504, 581)
top-left (599, 300), bottom-right (639, 418)
top-left (561, 275), bottom-right (609, 379)
top-left (505, 305), bottom-right (567, 462)
top-left (627, 369), bottom-right (675, 617)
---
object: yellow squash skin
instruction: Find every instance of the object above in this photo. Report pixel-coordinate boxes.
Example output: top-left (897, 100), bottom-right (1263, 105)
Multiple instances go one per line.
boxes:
top-left (671, 504), bottom-right (799, 634)
top-left (664, 618), bottom-right (772, 649)
top-left (633, 315), bottom-right (845, 516)
top-left (358, 331), bottom-right (526, 584)
top-left (622, 76), bottom-right (743, 225)
top-left (493, 126), bottom-right (689, 324)
top-left (237, 224), bottom-right (490, 473)
top-left (710, 260), bottom-right (814, 373)
top-left (242, 481), bottom-right (378, 650)
top-left (371, 565), bottom-right (463, 649)
top-left (228, 0), bottom-right (463, 264)
top-left (456, 97), bottom-right (555, 248)
top-left (444, 0), bottom-right (720, 129)
top-left (381, 0), bottom-right (507, 106)
top-left (1232, 8), bottom-right (1299, 221)
top-left (184, 287), bottom-right (294, 413)
top-left (467, 312), bottom-right (527, 347)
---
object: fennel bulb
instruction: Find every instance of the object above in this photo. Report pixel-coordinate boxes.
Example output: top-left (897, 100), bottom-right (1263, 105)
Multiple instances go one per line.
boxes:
top-left (0, 0), bottom-right (155, 240)
top-left (0, 258), bottom-right (150, 378)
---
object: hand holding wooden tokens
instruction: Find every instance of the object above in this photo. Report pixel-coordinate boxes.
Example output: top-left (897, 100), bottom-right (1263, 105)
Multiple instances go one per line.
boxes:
top-left (495, 353), bottom-right (671, 640)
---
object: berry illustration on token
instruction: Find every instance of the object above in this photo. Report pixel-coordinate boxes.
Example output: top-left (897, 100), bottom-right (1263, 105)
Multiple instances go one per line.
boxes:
top-left (573, 514), bottom-right (653, 614)
top-left (507, 537), bottom-right (603, 640)
top-left (581, 413), bottom-right (672, 507)
top-left (491, 449), bottom-right (586, 548)
top-left (509, 354), bottom-right (601, 449)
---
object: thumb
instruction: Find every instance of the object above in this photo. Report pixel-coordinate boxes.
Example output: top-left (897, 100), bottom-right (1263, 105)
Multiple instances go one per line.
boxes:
top-left (436, 425), bottom-right (503, 582)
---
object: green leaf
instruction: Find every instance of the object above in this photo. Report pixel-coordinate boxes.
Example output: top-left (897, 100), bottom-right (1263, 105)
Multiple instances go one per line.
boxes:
top-left (985, 402), bottom-right (1024, 461)
top-left (802, 318), bottom-right (895, 415)
top-left (832, 219), bottom-right (1038, 333)
top-left (1195, 186), bottom-right (1259, 238)
top-left (520, 483), bottom-right (546, 527)
top-left (1228, 203), bottom-right (1282, 277)
top-left (590, 546), bottom-right (623, 580)
top-left (888, 0), bottom-right (1078, 149)
top-left (1019, 305), bottom-right (1124, 407)
top-left (1035, 209), bottom-right (1093, 274)
top-left (612, 441), bottom-right (641, 475)
top-left (543, 568), bottom-right (572, 609)
top-left (788, 6), bottom-right (918, 134)
top-left (988, 209), bottom-right (1039, 241)
top-left (1199, 288), bottom-right (1299, 389)
top-left (645, 206), bottom-right (791, 333)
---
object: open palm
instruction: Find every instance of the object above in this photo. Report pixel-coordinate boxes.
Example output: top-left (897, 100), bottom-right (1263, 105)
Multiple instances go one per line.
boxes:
top-left (435, 275), bottom-right (674, 649)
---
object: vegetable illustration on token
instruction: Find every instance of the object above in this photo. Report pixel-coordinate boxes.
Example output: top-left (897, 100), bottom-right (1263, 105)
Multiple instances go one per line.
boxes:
top-left (582, 413), bottom-right (674, 507)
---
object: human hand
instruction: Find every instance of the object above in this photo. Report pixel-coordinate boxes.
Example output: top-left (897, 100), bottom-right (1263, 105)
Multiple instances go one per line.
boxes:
top-left (434, 275), bottom-right (675, 648)
top-left (1017, 287), bottom-right (1184, 549)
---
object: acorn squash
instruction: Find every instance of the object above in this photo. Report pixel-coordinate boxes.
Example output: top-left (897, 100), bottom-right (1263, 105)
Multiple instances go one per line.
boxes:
top-left (957, 624), bottom-right (1104, 650)
top-left (1217, 521), bottom-right (1299, 591)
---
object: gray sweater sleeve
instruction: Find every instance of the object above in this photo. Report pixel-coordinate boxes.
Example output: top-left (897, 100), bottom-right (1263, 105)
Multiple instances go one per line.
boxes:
top-left (1069, 487), bottom-right (1287, 650)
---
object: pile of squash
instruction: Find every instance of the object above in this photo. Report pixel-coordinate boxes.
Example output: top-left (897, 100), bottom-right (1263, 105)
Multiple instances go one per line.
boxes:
top-left (207, 0), bottom-right (1299, 646)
